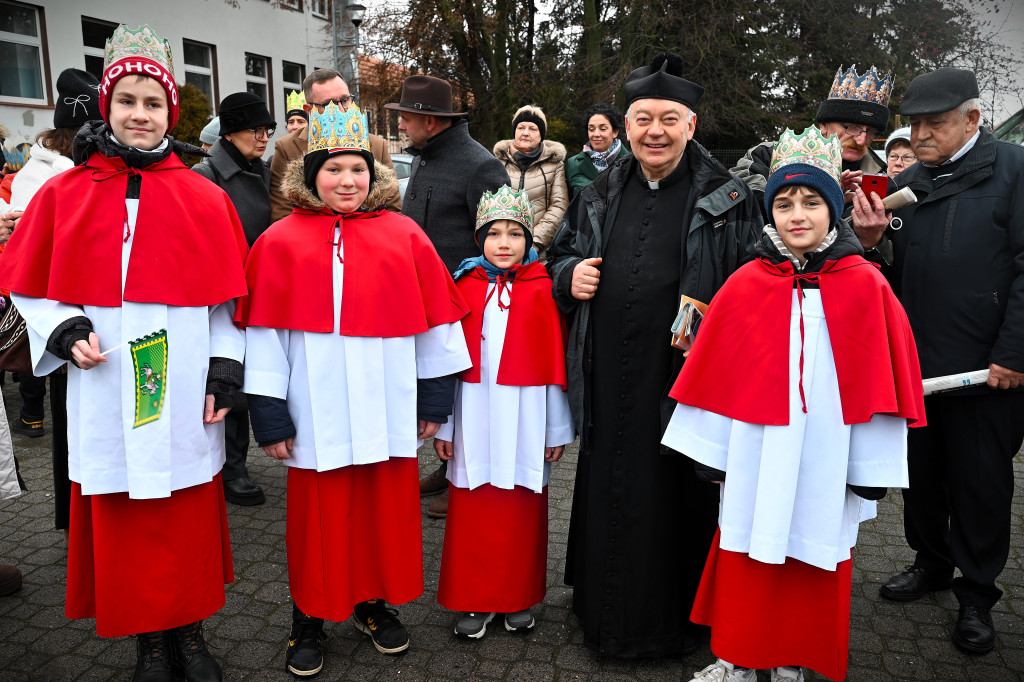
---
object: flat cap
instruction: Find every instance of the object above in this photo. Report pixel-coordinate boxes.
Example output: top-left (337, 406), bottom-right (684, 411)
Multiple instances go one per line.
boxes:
top-left (900, 67), bottom-right (979, 116)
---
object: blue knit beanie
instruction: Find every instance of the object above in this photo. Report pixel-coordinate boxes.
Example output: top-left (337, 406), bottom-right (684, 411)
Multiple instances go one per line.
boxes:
top-left (764, 162), bottom-right (844, 226)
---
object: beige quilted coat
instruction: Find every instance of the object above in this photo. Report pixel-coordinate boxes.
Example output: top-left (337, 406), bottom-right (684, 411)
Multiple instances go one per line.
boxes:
top-left (492, 139), bottom-right (569, 254)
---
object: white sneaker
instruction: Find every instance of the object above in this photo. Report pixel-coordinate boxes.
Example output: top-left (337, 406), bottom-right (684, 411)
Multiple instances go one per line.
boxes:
top-left (690, 659), bottom-right (757, 682)
top-left (771, 666), bottom-right (805, 681)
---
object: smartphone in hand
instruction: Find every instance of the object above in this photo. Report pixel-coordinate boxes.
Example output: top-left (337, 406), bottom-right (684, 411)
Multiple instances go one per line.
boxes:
top-left (861, 173), bottom-right (889, 200)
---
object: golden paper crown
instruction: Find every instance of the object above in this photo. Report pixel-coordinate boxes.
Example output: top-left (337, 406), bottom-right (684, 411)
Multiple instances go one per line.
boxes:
top-left (286, 90), bottom-right (306, 113)
top-left (769, 127), bottom-right (842, 184)
top-left (103, 24), bottom-right (174, 73)
top-left (475, 186), bottom-right (534, 232)
top-left (827, 65), bottom-right (893, 107)
top-left (307, 103), bottom-right (370, 154)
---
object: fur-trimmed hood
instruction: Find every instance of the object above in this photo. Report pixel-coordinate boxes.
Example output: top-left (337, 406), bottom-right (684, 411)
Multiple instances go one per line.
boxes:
top-left (493, 139), bottom-right (566, 166)
top-left (282, 156), bottom-right (398, 211)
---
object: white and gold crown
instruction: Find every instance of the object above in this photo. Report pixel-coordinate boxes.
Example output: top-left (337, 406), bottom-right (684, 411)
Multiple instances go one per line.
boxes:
top-left (308, 103), bottom-right (369, 154)
top-left (770, 127), bottom-right (842, 184)
top-left (827, 65), bottom-right (893, 107)
top-left (103, 24), bottom-right (174, 73)
top-left (475, 186), bottom-right (534, 232)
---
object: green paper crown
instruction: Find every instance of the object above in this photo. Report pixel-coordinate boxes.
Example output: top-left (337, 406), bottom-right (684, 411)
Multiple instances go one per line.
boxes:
top-left (286, 90), bottom-right (306, 113)
top-left (104, 24), bottom-right (174, 73)
top-left (769, 127), bottom-right (842, 184)
top-left (827, 64), bottom-right (893, 107)
top-left (475, 186), bottom-right (534, 232)
top-left (308, 103), bottom-right (369, 154)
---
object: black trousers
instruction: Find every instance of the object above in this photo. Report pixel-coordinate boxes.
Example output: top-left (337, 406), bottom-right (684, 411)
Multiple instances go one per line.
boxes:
top-left (16, 371), bottom-right (45, 421)
top-left (50, 373), bottom-right (70, 530)
top-left (222, 390), bottom-right (250, 482)
top-left (904, 392), bottom-right (1024, 609)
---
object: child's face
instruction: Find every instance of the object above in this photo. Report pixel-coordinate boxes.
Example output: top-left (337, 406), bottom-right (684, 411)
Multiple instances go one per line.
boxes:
top-left (108, 76), bottom-right (169, 151)
top-left (315, 153), bottom-right (370, 213)
top-left (772, 186), bottom-right (831, 260)
top-left (483, 219), bottom-right (527, 268)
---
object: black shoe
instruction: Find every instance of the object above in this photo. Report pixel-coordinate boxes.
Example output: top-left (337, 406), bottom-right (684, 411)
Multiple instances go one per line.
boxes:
top-left (134, 630), bottom-right (175, 682)
top-left (879, 565), bottom-right (953, 602)
top-left (11, 417), bottom-right (44, 438)
top-left (287, 606), bottom-right (326, 677)
top-left (953, 605), bottom-right (996, 654)
top-left (223, 476), bottom-right (265, 506)
top-left (352, 599), bottom-right (409, 654)
top-left (172, 621), bottom-right (222, 682)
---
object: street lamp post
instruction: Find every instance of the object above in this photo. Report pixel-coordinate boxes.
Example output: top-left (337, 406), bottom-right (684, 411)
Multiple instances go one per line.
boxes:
top-left (332, 1), bottom-right (367, 103)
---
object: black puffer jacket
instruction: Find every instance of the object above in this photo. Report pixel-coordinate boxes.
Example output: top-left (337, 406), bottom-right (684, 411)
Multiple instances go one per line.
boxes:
top-left (889, 129), bottom-right (1024, 387)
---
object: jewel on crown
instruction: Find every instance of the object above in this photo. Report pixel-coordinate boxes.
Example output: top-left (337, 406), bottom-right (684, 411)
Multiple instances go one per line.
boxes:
top-left (103, 24), bottom-right (174, 73)
top-left (827, 65), bottom-right (893, 107)
top-left (287, 90), bottom-right (306, 112)
top-left (475, 186), bottom-right (534, 231)
top-left (308, 103), bottom-right (370, 154)
top-left (769, 127), bottom-right (842, 184)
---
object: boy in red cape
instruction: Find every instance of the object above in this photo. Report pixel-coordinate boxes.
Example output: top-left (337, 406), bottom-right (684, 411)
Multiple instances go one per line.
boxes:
top-left (235, 104), bottom-right (471, 676)
top-left (433, 187), bottom-right (575, 638)
top-left (0, 24), bottom-right (248, 682)
top-left (662, 128), bottom-right (925, 682)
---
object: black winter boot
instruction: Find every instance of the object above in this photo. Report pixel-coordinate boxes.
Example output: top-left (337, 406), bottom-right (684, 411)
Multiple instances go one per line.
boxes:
top-left (133, 630), bottom-right (174, 682)
top-left (286, 604), bottom-right (326, 677)
top-left (172, 620), bottom-right (222, 682)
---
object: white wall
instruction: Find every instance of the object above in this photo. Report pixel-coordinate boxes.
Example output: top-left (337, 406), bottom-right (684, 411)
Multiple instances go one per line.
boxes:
top-left (0, 0), bottom-right (335, 149)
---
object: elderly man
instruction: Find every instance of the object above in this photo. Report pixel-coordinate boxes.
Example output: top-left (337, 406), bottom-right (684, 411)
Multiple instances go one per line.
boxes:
top-left (733, 65), bottom-right (891, 224)
top-left (384, 75), bottom-right (509, 518)
top-left (546, 53), bottom-right (761, 657)
top-left (858, 68), bottom-right (1024, 655)
top-left (269, 68), bottom-right (399, 221)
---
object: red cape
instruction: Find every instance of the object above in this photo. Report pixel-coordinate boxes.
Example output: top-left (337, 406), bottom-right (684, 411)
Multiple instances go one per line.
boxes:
top-left (669, 255), bottom-right (925, 427)
top-left (0, 152), bottom-right (248, 307)
top-left (235, 207), bottom-right (468, 336)
top-left (456, 262), bottom-right (567, 389)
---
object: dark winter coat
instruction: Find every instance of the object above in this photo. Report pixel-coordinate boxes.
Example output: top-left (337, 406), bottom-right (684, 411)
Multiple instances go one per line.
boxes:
top-left (402, 120), bottom-right (510, 272)
top-left (193, 139), bottom-right (273, 247)
top-left (889, 129), bottom-right (1024, 386)
top-left (547, 144), bottom-right (763, 436)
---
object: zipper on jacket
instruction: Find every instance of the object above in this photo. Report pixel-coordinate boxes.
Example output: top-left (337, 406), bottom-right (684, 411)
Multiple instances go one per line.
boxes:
top-left (994, 290), bottom-right (1000, 308)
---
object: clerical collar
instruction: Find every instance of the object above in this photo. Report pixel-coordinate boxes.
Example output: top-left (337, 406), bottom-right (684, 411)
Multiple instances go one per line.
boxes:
top-left (922, 129), bottom-right (980, 168)
top-left (634, 153), bottom-right (691, 190)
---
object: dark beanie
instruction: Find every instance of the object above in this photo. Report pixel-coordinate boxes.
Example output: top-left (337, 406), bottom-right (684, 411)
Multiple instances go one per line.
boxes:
top-left (303, 149), bottom-right (377, 202)
top-left (54, 68), bottom-right (101, 129)
top-left (815, 66), bottom-right (892, 131)
top-left (764, 163), bottom-right (845, 227)
top-left (218, 92), bottom-right (276, 136)
top-left (512, 109), bottom-right (546, 139)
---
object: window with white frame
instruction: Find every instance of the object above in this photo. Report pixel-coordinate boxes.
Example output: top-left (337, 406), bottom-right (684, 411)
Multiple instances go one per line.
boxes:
top-left (282, 60), bottom-right (304, 110)
top-left (245, 52), bottom-right (272, 112)
top-left (0, 0), bottom-right (46, 102)
top-left (310, 0), bottom-right (328, 18)
top-left (81, 16), bottom-right (116, 81)
top-left (280, 0), bottom-right (302, 10)
top-left (184, 39), bottom-right (217, 111)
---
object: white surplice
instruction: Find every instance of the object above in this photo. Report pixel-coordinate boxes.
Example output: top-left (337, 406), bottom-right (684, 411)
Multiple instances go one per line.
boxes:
top-left (662, 289), bottom-right (909, 571)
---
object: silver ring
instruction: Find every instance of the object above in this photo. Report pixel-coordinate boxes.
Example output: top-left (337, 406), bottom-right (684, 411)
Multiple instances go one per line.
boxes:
top-left (889, 217), bottom-right (902, 231)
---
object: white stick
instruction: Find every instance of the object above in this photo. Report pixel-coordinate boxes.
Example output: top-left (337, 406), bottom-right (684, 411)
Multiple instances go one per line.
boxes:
top-left (99, 340), bottom-right (128, 357)
top-left (922, 369), bottom-right (990, 396)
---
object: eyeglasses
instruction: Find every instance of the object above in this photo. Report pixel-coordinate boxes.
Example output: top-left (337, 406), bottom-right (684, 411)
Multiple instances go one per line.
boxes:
top-left (839, 123), bottom-right (878, 139)
top-left (310, 96), bottom-right (355, 111)
top-left (888, 153), bottom-right (917, 163)
top-left (248, 127), bottom-right (276, 141)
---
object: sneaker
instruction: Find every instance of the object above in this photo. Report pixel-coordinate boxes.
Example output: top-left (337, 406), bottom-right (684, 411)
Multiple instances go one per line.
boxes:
top-left (419, 464), bottom-right (449, 496)
top-left (134, 630), bottom-right (175, 682)
top-left (171, 620), bottom-right (222, 682)
top-left (503, 609), bottom-right (535, 632)
top-left (11, 417), bottom-right (43, 438)
top-left (352, 599), bottom-right (409, 654)
top-left (426, 490), bottom-right (448, 519)
top-left (689, 659), bottom-right (756, 682)
top-left (771, 667), bottom-right (805, 681)
top-left (454, 612), bottom-right (495, 639)
top-left (286, 606), bottom-right (326, 677)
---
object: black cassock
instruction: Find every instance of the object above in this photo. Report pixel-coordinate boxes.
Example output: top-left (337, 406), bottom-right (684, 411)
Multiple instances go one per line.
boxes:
top-left (565, 159), bottom-right (720, 657)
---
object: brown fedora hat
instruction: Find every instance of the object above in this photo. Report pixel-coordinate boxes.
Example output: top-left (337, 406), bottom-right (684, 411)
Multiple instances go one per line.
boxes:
top-left (384, 75), bottom-right (467, 117)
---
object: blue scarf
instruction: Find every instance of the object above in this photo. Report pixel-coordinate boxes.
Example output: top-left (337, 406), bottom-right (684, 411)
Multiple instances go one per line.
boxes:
top-left (452, 247), bottom-right (539, 282)
top-left (584, 138), bottom-right (622, 172)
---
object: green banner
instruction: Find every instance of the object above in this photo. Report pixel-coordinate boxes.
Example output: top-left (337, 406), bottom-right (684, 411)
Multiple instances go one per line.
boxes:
top-left (131, 329), bottom-right (167, 428)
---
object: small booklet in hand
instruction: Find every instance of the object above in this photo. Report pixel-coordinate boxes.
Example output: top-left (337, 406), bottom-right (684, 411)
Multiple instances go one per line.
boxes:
top-left (671, 295), bottom-right (708, 351)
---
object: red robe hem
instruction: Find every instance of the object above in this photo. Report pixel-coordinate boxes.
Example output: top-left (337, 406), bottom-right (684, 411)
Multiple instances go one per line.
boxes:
top-left (438, 484), bottom-right (548, 613)
top-left (65, 475), bottom-right (234, 638)
top-left (669, 256), bottom-right (925, 427)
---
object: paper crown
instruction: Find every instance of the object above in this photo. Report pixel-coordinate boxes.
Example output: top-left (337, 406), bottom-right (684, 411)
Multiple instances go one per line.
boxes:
top-left (827, 65), bottom-right (892, 106)
top-left (103, 24), bottom-right (174, 74)
top-left (769, 127), bottom-right (842, 184)
top-left (286, 90), bottom-right (306, 114)
top-left (475, 186), bottom-right (534, 232)
top-left (308, 103), bottom-right (369, 154)
top-left (3, 143), bottom-right (30, 172)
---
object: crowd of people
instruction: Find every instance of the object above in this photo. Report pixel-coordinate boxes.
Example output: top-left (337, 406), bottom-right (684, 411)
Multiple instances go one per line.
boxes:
top-left (0, 20), bottom-right (1021, 682)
